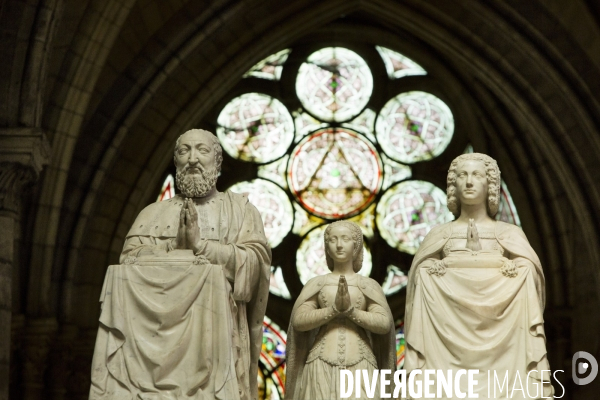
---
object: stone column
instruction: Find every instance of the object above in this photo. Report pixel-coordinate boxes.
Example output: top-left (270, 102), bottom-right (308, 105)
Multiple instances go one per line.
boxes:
top-left (9, 314), bottom-right (25, 400)
top-left (21, 318), bottom-right (58, 399)
top-left (0, 128), bottom-right (49, 400)
top-left (48, 324), bottom-right (78, 400)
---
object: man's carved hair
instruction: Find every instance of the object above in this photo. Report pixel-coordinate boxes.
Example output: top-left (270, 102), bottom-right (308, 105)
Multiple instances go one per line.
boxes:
top-left (174, 129), bottom-right (223, 172)
top-left (447, 153), bottom-right (501, 218)
top-left (324, 221), bottom-right (364, 273)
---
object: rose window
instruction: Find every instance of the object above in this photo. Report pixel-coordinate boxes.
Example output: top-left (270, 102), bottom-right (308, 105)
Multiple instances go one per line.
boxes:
top-left (295, 47), bottom-right (373, 122)
top-left (288, 128), bottom-right (382, 219)
top-left (157, 43), bottom-right (523, 400)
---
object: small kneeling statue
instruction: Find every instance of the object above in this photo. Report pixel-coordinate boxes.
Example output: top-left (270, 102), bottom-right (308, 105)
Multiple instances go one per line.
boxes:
top-left (404, 153), bottom-right (553, 399)
top-left (285, 221), bottom-right (395, 400)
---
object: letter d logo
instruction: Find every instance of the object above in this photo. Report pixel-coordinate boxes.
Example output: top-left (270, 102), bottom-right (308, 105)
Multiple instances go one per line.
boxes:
top-left (572, 351), bottom-right (598, 385)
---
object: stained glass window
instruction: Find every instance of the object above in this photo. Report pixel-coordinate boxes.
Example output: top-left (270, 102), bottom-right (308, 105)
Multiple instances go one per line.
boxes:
top-left (173, 44), bottom-right (521, 310)
top-left (291, 203), bottom-right (325, 236)
top-left (376, 91), bottom-right (454, 164)
top-left (228, 179), bottom-right (293, 248)
top-left (269, 266), bottom-right (291, 299)
top-left (217, 93), bottom-right (294, 163)
top-left (293, 110), bottom-right (327, 143)
top-left (496, 181), bottom-right (521, 226)
top-left (288, 128), bottom-right (383, 219)
top-left (259, 316), bottom-right (287, 399)
top-left (244, 49), bottom-right (291, 81)
top-left (347, 204), bottom-right (375, 239)
top-left (382, 265), bottom-right (408, 296)
top-left (295, 47), bottom-right (373, 122)
top-left (376, 46), bottom-right (427, 79)
top-left (395, 320), bottom-right (406, 369)
top-left (381, 153), bottom-right (412, 190)
top-left (157, 174), bottom-right (175, 201)
top-left (157, 43), bottom-right (526, 396)
top-left (296, 225), bottom-right (372, 284)
top-left (342, 108), bottom-right (377, 143)
top-left (376, 180), bottom-right (454, 255)
top-left (257, 155), bottom-right (289, 190)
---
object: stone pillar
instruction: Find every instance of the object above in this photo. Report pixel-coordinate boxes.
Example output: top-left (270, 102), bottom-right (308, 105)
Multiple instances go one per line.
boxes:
top-left (48, 324), bottom-right (78, 400)
top-left (9, 314), bottom-right (25, 400)
top-left (0, 128), bottom-right (49, 400)
top-left (21, 318), bottom-right (58, 399)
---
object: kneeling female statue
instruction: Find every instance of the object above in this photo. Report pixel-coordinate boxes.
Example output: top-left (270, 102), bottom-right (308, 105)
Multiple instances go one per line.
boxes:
top-left (285, 221), bottom-right (395, 399)
top-left (404, 153), bottom-right (553, 399)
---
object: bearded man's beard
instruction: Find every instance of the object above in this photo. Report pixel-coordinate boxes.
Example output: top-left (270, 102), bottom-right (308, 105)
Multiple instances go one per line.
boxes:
top-left (175, 165), bottom-right (219, 197)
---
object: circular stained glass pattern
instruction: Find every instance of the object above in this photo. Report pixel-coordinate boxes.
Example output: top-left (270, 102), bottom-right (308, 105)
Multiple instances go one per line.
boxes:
top-left (296, 47), bottom-right (373, 122)
top-left (296, 225), bottom-right (372, 285)
top-left (217, 93), bottom-right (294, 163)
top-left (287, 128), bottom-right (382, 219)
top-left (228, 179), bottom-right (293, 248)
top-left (376, 180), bottom-right (453, 255)
top-left (376, 91), bottom-right (454, 164)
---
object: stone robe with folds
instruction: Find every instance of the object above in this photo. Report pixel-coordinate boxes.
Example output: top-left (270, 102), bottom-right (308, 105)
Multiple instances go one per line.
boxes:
top-left (404, 221), bottom-right (553, 399)
top-left (285, 274), bottom-right (396, 400)
top-left (90, 191), bottom-right (271, 400)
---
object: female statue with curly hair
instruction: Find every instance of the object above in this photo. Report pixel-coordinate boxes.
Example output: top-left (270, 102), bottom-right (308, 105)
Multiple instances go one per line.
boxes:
top-left (285, 221), bottom-right (395, 399)
top-left (404, 153), bottom-right (553, 398)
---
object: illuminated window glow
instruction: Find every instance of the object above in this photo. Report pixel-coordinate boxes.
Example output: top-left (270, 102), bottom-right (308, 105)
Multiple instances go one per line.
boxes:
top-left (382, 265), bottom-right (408, 296)
top-left (257, 155), bottom-right (289, 190)
top-left (342, 108), bottom-right (377, 143)
top-left (291, 203), bottom-right (325, 237)
top-left (244, 49), bottom-right (291, 81)
top-left (382, 153), bottom-right (412, 190)
top-left (157, 174), bottom-right (175, 201)
top-left (217, 93), bottom-right (294, 163)
top-left (496, 181), bottom-right (521, 226)
top-left (296, 47), bottom-right (373, 122)
top-left (228, 179), bottom-right (293, 248)
top-left (395, 320), bottom-right (406, 370)
top-left (347, 204), bottom-right (376, 239)
top-left (376, 91), bottom-right (454, 164)
top-left (269, 266), bottom-right (291, 300)
top-left (376, 180), bottom-right (454, 255)
top-left (259, 316), bottom-right (287, 399)
top-left (288, 128), bottom-right (382, 219)
top-left (376, 46), bottom-right (427, 79)
top-left (293, 110), bottom-right (327, 143)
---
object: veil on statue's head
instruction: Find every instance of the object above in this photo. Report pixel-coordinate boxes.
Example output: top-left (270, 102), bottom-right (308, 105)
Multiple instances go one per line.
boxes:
top-left (446, 153), bottom-right (501, 218)
top-left (324, 220), bottom-right (364, 273)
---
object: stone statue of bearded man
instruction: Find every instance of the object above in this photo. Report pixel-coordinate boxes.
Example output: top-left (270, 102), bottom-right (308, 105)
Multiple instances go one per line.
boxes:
top-left (90, 129), bottom-right (271, 400)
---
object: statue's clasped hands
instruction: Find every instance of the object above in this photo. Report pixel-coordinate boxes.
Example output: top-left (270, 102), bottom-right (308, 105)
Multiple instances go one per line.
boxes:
top-left (334, 275), bottom-right (353, 316)
top-left (176, 198), bottom-right (203, 253)
top-left (466, 218), bottom-right (482, 251)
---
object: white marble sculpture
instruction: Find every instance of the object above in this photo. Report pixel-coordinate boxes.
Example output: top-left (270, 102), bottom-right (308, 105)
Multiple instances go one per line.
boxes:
top-left (285, 221), bottom-right (395, 400)
top-left (89, 129), bottom-right (271, 400)
top-left (404, 153), bottom-right (553, 399)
